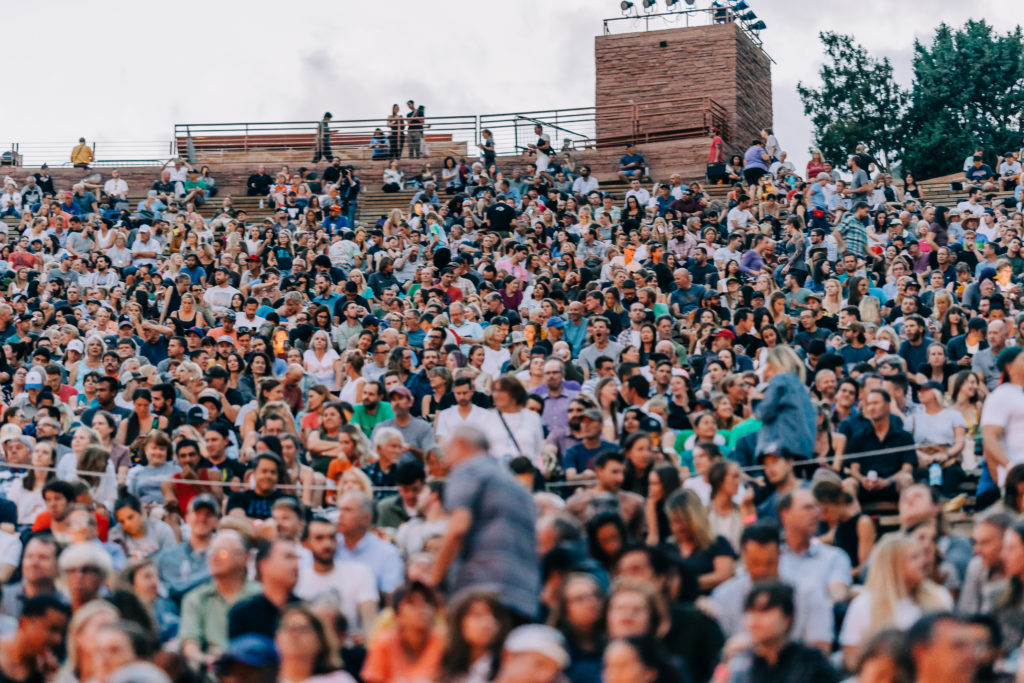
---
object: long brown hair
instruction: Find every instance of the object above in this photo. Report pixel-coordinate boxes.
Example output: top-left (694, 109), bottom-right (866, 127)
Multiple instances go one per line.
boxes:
top-left (439, 589), bottom-right (511, 681)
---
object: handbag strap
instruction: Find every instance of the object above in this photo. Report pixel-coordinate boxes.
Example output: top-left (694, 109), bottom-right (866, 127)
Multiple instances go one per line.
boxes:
top-left (497, 411), bottom-right (524, 457)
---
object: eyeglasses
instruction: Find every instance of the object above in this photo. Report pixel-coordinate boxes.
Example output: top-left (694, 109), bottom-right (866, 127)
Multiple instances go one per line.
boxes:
top-left (65, 566), bottom-right (102, 575)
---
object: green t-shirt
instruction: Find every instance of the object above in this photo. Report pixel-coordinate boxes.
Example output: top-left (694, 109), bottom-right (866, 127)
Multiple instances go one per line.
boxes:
top-left (350, 401), bottom-right (395, 437)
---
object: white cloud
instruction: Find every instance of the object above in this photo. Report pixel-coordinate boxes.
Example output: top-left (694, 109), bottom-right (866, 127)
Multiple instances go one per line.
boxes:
top-left (1, 0), bottom-right (1014, 173)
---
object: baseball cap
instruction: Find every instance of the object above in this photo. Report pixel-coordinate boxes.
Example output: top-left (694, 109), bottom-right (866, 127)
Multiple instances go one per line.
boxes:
top-left (186, 327), bottom-right (204, 337)
top-left (138, 224), bottom-right (151, 232)
top-left (188, 493), bottom-right (221, 515)
top-left (545, 317), bottom-right (565, 329)
top-left (217, 335), bottom-right (234, 344)
top-left (0, 424), bottom-right (24, 444)
top-left (222, 311), bottom-right (236, 320)
top-left (815, 172), bottom-right (830, 181)
top-left (24, 370), bottom-right (43, 389)
top-left (503, 625), bottom-right (569, 669)
top-left (918, 380), bottom-right (945, 394)
top-left (362, 315), bottom-right (380, 327)
top-left (580, 408), bottom-right (603, 422)
top-left (215, 635), bottom-right (278, 672)
top-left (187, 405), bottom-right (209, 424)
top-left (388, 385), bottom-right (413, 399)
top-left (710, 328), bottom-right (735, 340)
top-left (67, 339), bottom-right (84, 354)
top-left (997, 346), bottom-right (1024, 374)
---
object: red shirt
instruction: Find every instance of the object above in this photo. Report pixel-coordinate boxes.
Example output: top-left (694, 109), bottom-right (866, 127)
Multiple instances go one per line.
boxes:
top-left (33, 510), bottom-right (109, 541)
top-left (709, 135), bottom-right (724, 163)
top-left (9, 252), bottom-right (37, 270)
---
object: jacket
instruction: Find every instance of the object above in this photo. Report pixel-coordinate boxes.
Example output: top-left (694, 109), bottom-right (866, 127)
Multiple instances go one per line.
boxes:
top-left (755, 372), bottom-right (816, 460)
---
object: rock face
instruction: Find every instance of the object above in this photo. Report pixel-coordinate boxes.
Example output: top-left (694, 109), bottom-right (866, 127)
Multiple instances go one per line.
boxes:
top-left (595, 21), bottom-right (773, 161)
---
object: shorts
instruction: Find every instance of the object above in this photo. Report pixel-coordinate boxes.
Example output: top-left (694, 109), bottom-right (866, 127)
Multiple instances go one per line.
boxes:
top-left (535, 153), bottom-right (550, 174)
top-left (622, 168), bottom-right (641, 178)
top-left (743, 167), bottom-right (767, 186)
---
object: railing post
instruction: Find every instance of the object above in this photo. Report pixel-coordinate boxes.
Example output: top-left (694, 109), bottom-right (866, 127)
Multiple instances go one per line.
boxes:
top-left (244, 124), bottom-right (248, 153)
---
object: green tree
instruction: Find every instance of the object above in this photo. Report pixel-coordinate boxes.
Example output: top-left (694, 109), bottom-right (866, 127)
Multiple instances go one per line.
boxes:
top-left (903, 20), bottom-right (1024, 179)
top-left (797, 32), bottom-right (907, 171)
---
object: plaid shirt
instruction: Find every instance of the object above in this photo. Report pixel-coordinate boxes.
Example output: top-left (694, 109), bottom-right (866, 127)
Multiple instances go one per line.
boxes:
top-left (837, 212), bottom-right (869, 258)
top-left (444, 454), bottom-right (539, 618)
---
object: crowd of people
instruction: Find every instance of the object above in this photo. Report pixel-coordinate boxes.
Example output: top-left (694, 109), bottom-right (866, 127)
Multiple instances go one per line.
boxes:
top-left (0, 122), bottom-right (1021, 683)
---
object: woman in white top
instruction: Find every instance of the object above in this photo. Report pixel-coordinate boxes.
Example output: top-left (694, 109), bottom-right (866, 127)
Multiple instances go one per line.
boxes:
top-left (303, 330), bottom-right (342, 390)
top-left (337, 352), bottom-right (366, 406)
top-left (911, 382), bottom-right (967, 483)
top-left (6, 268), bottom-right (30, 298)
top-left (90, 220), bottom-right (115, 250)
top-left (490, 375), bottom-right (544, 467)
top-left (480, 326), bottom-right (510, 379)
top-left (840, 532), bottom-right (952, 671)
top-left (7, 441), bottom-right (55, 524)
top-left (105, 232), bottom-right (133, 270)
top-left (467, 345), bottom-right (492, 395)
top-left (382, 160), bottom-right (404, 191)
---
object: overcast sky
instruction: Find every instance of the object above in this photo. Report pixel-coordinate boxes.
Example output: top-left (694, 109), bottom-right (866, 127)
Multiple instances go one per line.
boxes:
top-left (1, 0), bottom-right (1016, 172)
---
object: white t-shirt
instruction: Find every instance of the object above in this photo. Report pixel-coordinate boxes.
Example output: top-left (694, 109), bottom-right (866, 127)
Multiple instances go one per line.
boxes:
top-left (481, 346), bottom-right (510, 378)
top-left (304, 348), bottom-right (340, 385)
top-left (295, 561), bottom-right (379, 634)
top-left (0, 531), bottom-right (22, 572)
top-left (489, 409), bottom-right (545, 466)
top-left (727, 207), bottom-right (754, 230)
top-left (204, 284), bottom-right (240, 316)
top-left (910, 408), bottom-right (967, 446)
top-left (130, 237), bottom-right (163, 268)
top-left (980, 382), bottom-right (1024, 482)
top-left (435, 405), bottom-right (499, 441)
top-left (840, 592), bottom-right (951, 647)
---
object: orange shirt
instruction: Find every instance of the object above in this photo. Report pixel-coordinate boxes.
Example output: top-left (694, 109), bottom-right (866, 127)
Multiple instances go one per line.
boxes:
top-left (361, 627), bottom-right (444, 683)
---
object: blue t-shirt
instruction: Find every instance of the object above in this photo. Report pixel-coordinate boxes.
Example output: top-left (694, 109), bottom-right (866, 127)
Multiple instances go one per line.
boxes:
top-left (743, 145), bottom-right (768, 171)
top-left (620, 153), bottom-right (645, 169)
top-left (810, 183), bottom-right (826, 210)
top-left (670, 284), bottom-right (706, 315)
top-left (564, 440), bottom-right (618, 473)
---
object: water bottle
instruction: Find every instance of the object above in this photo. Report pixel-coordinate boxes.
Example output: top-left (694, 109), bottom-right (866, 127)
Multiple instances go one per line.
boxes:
top-left (929, 462), bottom-right (942, 487)
top-left (259, 198), bottom-right (264, 209)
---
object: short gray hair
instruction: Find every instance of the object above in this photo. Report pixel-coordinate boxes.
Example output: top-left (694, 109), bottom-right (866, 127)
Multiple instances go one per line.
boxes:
top-left (372, 426), bottom-right (403, 452)
top-left (59, 542), bottom-right (113, 577)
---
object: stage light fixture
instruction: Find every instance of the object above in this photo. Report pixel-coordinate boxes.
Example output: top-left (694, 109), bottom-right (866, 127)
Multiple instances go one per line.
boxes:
top-left (739, 11), bottom-right (757, 21)
top-left (732, 0), bottom-right (749, 10)
top-left (643, 0), bottom-right (657, 9)
top-left (685, 0), bottom-right (696, 4)
top-left (749, 19), bottom-right (766, 30)
top-left (665, 0), bottom-right (679, 6)
top-left (621, 1), bottom-right (634, 9)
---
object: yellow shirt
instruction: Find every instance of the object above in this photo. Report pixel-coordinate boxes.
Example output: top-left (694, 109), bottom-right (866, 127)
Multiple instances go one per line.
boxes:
top-left (71, 143), bottom-right (94, 165)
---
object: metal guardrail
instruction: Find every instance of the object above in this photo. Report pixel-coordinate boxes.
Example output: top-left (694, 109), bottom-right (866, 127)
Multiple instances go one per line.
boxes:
top-left (174, 115), bottom-right (479, 159)
top-left (1, 96), bottom-right (726, 169)
top-left (0, 141), bottom-right (176, 169)
top-left (602, 6), bottom-right (769, 55)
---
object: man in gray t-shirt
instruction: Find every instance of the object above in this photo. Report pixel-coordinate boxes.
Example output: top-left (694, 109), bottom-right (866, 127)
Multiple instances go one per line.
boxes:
top-left (429, 426), bottom-right (538, 620)
top-left (373, 387), bottom-right (436, 460)
top-left (849, 156), bottom-right (872, 204)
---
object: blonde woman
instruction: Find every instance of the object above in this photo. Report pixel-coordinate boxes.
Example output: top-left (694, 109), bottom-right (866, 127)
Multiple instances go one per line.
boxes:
top-left (859, 295), bottom-right (882, 325)
top-left (57, 600), bottom-right (121, 683)
top-left (840, 533), bottom-right (952, 670)
top-left (822, 278), bottom-right (843, 317)
top-left (664, 488), bottom-right (736, 593)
